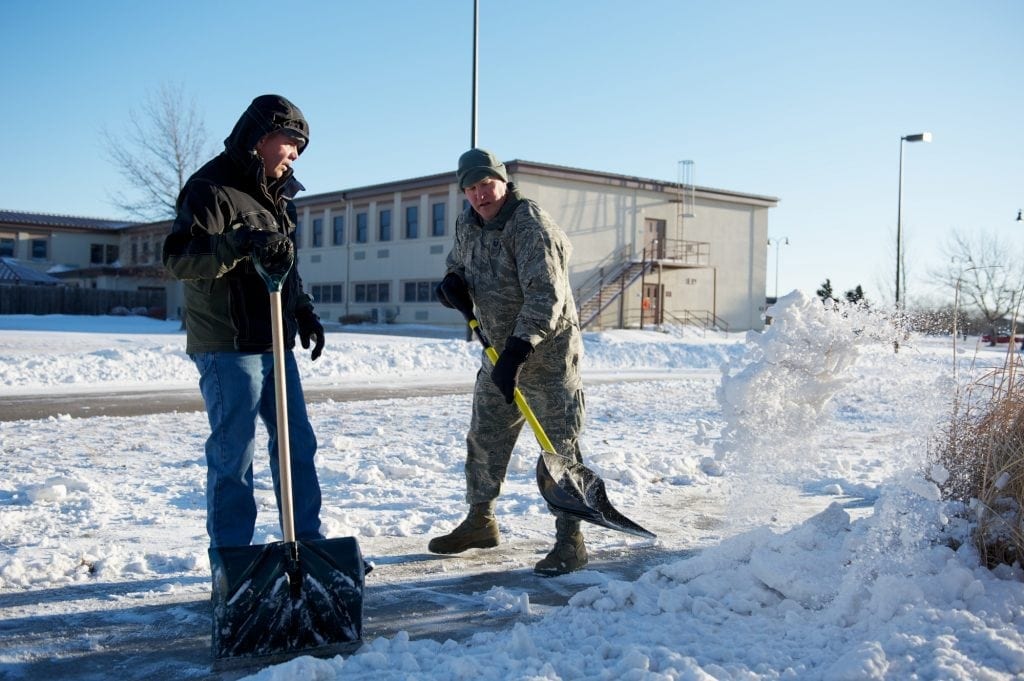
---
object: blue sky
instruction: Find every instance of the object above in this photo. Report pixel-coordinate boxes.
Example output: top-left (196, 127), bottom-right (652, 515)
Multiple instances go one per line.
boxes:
top-left (1, 0), bottom-right (1021, 303)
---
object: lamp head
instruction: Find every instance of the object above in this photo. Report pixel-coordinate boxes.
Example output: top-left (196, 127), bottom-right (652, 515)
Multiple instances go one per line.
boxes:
top-left (903, 132), bottom-right (932, 143)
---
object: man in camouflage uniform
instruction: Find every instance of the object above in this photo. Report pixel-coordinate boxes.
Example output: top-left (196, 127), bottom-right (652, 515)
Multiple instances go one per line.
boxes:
top-left (428, 148), bottom-right (589, 576)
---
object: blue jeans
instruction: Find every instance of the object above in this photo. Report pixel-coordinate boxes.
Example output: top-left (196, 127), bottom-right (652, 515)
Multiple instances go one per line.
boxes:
top-left (191, 350), bottom-right (323, 548)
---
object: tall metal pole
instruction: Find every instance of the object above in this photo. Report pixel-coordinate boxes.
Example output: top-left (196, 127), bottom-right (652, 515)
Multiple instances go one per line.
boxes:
top-left (772, 237), bottom-right (789, 300)
top-left (471, 0), bottom-right (478, 148)
top-left (895, 138), bottom-right (905, 308)
top-left (775, 242), bottom-right (781, 300)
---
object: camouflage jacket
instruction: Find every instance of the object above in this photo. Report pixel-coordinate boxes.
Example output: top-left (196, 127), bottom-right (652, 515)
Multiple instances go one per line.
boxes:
top-left (445, 184), bottom-right (581, 361)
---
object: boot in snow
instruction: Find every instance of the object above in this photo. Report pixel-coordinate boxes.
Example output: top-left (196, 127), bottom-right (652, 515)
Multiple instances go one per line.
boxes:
top-left (534, 516), bottom-right (588, 576)
top-left (428, 502), bottom-right (500, 554)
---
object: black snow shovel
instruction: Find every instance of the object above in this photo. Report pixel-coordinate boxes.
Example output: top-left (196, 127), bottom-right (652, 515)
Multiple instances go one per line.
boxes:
top-left (208, 248), bottom-right (365, 664)
top-left (441, 286), bottom-right (655, 539)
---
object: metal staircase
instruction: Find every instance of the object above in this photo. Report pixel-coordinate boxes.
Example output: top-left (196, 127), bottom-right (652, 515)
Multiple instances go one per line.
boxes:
top-left (576, 254), bottom-right (655, 330)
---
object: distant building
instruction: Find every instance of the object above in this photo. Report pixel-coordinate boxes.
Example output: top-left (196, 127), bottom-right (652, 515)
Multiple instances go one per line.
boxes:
top-left (0, 159), bottom-right (777, 331)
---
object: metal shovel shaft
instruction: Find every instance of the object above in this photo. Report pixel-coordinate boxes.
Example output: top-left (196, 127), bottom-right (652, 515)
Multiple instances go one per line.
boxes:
top-left (269, 290), bottom-right (295, 544)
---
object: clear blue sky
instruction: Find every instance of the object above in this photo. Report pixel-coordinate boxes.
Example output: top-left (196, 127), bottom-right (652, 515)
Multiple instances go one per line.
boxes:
top-left (2, 0), bottom-right (1021, 304)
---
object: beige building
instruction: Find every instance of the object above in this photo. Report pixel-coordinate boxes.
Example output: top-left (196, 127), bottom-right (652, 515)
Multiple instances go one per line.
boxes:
top-left (1, 160), bottom-right (777, 331)
top-left (292, 160), bottom-right (776, 332)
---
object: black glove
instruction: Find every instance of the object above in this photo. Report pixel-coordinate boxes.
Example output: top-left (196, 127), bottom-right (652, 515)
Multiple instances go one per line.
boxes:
top-left (436, 272), bottom-right (473, 318)
top-left (491, 336), bottom-right (534, 404)
top-left (297, 309), bottom-right (325, 361)
top-left (254, 235), bottom-right (294, 276)
top-left (227, 225), bottom-right (294, 272)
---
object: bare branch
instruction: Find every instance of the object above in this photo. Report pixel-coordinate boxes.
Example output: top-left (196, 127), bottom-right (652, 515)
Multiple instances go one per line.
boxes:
top-left (930, 229), bottom-right (1024, 338)
top-left (103, 83), bottom-right (211, 221)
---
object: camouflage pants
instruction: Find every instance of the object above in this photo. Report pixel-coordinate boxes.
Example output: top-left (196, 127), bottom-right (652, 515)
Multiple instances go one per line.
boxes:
top-left (464, 361), bottom-right (585, 505)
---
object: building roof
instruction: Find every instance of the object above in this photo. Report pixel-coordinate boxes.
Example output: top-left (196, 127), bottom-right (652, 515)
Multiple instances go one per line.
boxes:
top-left (0, 210), bottom-right (133, 231)
top-left (1, 159), bottom-right (778, 231)
top-left (298, 159), bottom-right (779, 207)
top-left (0, 257), bottom-right (63, 285)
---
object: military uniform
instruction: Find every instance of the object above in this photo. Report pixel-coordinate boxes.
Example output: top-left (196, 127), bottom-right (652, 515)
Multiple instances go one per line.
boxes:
top-left (446, 185), bottom-right (586, 503)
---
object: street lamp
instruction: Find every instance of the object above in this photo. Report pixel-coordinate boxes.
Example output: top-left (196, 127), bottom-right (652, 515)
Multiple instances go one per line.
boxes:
top-left (768, 236), bottom-right (789, 301)
top-left (895, 132), bottom-right (932, 308)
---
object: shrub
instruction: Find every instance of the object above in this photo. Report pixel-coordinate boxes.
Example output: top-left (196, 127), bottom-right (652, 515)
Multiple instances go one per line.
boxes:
top-left (932, 349), bottom-right (1024, 569)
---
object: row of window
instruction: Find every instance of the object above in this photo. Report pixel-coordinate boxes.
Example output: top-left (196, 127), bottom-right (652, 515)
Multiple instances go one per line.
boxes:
top-left (311, 280), bottom-right (442, 305)
top-left (300, 201), bottom-right (453, 249)
top-left (0, 237), bottom-right (48, 260)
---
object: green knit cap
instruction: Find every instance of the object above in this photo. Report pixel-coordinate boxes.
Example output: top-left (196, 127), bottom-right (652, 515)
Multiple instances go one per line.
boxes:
top-left (456, 148), bottom-right (508, 189)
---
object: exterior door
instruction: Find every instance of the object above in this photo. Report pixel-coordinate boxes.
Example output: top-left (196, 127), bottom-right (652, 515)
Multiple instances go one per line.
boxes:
top-left (642, 283), bottom-right (661, 325)
top-left (644, 218), bottom-right (666, 259)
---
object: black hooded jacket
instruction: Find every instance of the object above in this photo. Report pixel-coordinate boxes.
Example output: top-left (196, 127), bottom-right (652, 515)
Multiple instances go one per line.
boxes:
top-left (162, 94), bottom-right (316, 354)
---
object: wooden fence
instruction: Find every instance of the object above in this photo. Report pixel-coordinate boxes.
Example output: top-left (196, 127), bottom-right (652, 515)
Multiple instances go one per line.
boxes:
top-left (0, 285), bottom-right (166, 318)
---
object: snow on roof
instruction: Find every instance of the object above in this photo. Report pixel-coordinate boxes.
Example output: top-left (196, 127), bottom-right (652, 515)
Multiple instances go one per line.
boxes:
top-left (0, 257), bottom-right (64, 285)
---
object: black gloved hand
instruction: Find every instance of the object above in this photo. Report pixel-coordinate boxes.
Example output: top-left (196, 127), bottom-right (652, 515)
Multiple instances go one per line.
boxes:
top-left (435, 272), bottom-right (473, 318)
top-left (297, 309), bottom-right (325, 361)
top-left (491, 336), bottom-right (534, 404)
top-left (226, 225), bottom-right (294, 272)
top-left (254, 235), bottom-right (294, 276)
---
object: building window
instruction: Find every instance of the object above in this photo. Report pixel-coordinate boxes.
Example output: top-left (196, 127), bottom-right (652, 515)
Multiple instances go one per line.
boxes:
top-left (312, 217), bottom-right (323, 248)
top-left (30, 239), bottom-right (47, 260)
top-left (405, 205), bottom-right (419, 239)
top-left (0, 237), bottom-right (13, 257)
top-left (332, 215), bottom-right (345, 245)
top-left (353, 281), bottom-right (390, 303)
top-left (432, 202), bottom-right (446, 236)
top-left (403, 280), bottom-right (441, 303)
top-left (89, 243), bottom-right (119, 264)
top-left (106, 244), bottom-right (119, 264)
top-left (356, 212), bottom-right (368, 243)
top-left (378, 209), bottom-right (391, 242)
top-left (312, 283), bottom-right (344, 303)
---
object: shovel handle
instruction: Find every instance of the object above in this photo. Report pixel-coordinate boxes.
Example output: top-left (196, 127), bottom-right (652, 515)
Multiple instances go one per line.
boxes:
top-left (269, 290), bottom-right (296, 544)
top-left (466, 318), bottom-right (557, 456)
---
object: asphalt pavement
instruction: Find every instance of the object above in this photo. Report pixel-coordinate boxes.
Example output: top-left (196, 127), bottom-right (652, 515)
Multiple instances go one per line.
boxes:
top-left (0, 383), bottom-right (474, 422)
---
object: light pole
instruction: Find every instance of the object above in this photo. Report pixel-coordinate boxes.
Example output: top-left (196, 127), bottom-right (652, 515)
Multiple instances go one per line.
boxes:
top-left (470, 0), bottom-right (478, 147)
top-left (768, 236), bottom-right (789, 301)
top-left (894, 132), bottom-right (932, 308)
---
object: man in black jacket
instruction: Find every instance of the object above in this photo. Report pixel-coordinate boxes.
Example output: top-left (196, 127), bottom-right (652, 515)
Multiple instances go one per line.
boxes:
top-left (163, 94), bottom-right (326, 548)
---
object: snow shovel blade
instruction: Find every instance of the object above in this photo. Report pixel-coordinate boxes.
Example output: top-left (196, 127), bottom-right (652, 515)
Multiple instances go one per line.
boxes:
top-left (536, 456), bottom-right (656, 539)
top-left (209, 536), bottom-right (364, 661)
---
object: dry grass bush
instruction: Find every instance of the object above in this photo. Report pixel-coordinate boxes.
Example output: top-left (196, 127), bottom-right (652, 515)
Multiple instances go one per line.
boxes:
top-left (933, 345), bottom-right (1024, 569)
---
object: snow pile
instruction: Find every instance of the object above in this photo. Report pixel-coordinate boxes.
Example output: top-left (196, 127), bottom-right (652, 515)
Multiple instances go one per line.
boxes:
top-left (245, 493), bottom-right (1024, 681)
top-left (0, 315), bottom-right (747, 393)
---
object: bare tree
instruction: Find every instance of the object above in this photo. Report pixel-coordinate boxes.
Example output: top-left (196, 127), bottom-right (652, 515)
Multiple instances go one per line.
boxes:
top-left (104, 83), bottom-right (210, 220)
top-left (931, 229), bottom-right (1024, 343)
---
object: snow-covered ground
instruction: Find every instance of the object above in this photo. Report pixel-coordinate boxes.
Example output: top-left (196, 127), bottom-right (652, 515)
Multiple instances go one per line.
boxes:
top-left (1, 291), bottom-right (1022, 680)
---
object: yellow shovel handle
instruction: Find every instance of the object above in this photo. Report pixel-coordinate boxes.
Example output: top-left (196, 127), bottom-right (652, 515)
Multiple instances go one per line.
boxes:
top-left (469, 318), bottom-right (557, 456)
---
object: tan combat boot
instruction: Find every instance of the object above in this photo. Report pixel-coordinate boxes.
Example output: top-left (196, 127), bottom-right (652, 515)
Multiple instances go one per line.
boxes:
top-left (534, 516), bottom-right (588, 576)
top-left (427, 502), bottom-right (500, 554)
